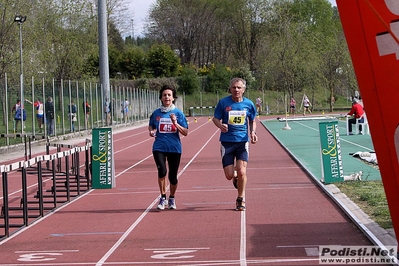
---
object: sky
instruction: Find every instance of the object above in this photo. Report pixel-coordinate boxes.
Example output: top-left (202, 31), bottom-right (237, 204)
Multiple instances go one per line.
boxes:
top-left (128, 0), bottom-right (156, 37)
top-left (128, 0), bottom-right (337, 37)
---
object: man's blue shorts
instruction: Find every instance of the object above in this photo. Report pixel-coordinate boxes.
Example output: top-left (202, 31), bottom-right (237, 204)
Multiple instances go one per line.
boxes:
top-left (220, 142), bottom-right (249, 168)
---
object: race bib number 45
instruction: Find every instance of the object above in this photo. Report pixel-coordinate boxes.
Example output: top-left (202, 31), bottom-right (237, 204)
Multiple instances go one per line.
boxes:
top-left (159, 118), bottom-right (177, 133)
top-left (228, 111), bottom-right (246, 125)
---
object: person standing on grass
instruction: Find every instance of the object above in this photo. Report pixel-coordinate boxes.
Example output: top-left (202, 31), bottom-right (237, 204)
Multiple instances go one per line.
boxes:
top-left (256, 96), bottom-right (262, 114)
top-left (104, 98), bottom-right (110, 126)
top-left (290, 97), bottom-right (296, 116)
top-left (122, 98), bottom-right (129, 123)
top-left (45, 97), bottom-right (55, 136)
top-left (12, 99), bottom-right (26, 132)
top-left (68, 99), bottom-right (77, 132)
top-left (148, 85), bottom-right (188, 210)
top-left (25, 97), bottom-right (44, 133)
top-left (82, 100), bottom-right (91, 128)
top-left (109, 98), bottom-right (116, 125)
top-left (212, 77), bottom-right (258, 211)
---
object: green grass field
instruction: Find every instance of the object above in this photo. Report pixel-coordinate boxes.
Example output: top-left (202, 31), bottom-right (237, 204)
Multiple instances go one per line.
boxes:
top-left (335, 181), bottom-right (392, 229)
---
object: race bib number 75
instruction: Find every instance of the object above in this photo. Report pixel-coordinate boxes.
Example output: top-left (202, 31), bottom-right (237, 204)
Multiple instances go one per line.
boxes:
top-left (228, 110), bottom-right (246, 125)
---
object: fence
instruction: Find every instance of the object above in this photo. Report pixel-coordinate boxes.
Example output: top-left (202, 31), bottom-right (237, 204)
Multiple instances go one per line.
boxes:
top-left (0, 76), bottom-right (160, 145)
top-left (1, 74), bottom-right (354, 147)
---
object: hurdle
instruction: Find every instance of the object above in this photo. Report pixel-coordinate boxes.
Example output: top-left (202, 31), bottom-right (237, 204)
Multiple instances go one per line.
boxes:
top-left (189, 106), bottom-right (215, 117)
top-left (0, 141), bottom-right (92, 239)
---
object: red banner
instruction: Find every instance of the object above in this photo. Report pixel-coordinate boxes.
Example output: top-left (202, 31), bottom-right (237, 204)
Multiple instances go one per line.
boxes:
top-left (336, 0), bottom-right (399, 246)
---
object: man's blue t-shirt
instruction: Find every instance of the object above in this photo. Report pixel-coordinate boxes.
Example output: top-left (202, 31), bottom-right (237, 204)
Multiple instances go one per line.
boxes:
top-left (214, 96), bottom-right (257, 142)
top-left (149, 107), bottom-right (188, 153)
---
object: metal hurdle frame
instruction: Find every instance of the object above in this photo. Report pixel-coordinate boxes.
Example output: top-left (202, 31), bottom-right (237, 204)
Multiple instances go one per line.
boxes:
top-left (0, 141), bottom-right (91, 239)
top-left (189, 106), bottom-right (216, 117)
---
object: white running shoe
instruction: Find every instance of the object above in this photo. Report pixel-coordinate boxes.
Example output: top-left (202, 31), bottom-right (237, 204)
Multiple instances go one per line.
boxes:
top-left (168, 198), bottom-right (176, 210)
top-left (157, 197), bottom-right (167, 210)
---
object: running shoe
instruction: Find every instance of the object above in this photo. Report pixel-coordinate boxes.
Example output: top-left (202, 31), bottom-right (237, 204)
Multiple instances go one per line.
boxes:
top-left (236, 197), bottom-right (246, 211)
top-left (168, 197), bottom-right (177, 210)
top-left (157, 197), bottom-right (167, 210)
top-left (232, 171), bottom-right (238, 189)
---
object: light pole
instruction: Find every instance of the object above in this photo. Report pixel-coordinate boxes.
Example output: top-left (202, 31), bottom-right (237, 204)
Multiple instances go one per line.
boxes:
top-left (134, 18), bottom-right (137, 44)
top-left (14, 15), bottom-right (27, 134)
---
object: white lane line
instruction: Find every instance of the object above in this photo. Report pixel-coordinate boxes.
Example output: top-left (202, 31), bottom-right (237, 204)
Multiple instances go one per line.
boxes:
top-left (95, 129), bottom-right (220, 266)
top-left (50, 232), bottom-right (124, 237)
top-left (14, 249), bottom-right (79, 253)
top-left (295, 121), bottom-right (372, 150)
top-left (240, 210), bottom-right (247, 266)
top-left (0, 176), bottom-right (53, 200)
top-left (0, 123), bottom-right (209, 242)
top-left (0, 124), bottom-right (206, 245)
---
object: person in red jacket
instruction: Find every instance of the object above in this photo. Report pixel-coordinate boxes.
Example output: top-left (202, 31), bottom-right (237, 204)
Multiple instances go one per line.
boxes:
top-left (347, 98), bottom-right (365, 135)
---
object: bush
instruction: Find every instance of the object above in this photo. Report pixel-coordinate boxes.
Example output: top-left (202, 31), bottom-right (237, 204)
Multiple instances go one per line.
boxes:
top-left (206, 64), bottom-right (232, 93)
top-left (177, 65), bottom-right (200, 94)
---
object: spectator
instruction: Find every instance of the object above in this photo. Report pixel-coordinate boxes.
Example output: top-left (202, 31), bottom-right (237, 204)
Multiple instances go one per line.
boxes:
top-left (290, 97), bottom-right (296, 116)
top-left (256, 96), bottom-right (262, 114)
top-left (347, 98), bottom-right (365, 135)
top-left (26, 97), bottom-right (44, 133)
top-left (104, 98), bottom-right (110, 126)
top-left (122, 98), bottom-right (129, 123)
top-left (45, 97), bottom-right (55, 136)
top-left (68, 99), bottom-right (77, 132)
top-left (12, 99), bottom-right (26, 132)
top-left (82, 100), bottom-right (91, 128)
top-left (109, 98), bottom-right (116, 125)
top-left (302, 95), bottom-right (312, 116)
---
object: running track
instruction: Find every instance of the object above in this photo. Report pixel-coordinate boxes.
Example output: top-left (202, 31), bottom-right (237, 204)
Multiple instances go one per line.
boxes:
top-left (0, 117), bottom-right (372, 265)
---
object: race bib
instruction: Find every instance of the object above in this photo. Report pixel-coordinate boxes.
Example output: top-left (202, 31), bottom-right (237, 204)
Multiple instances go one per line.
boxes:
top-left (159, 118), bottom-right (177, 133)
top-left (228, 110), bottom-right (246, 125)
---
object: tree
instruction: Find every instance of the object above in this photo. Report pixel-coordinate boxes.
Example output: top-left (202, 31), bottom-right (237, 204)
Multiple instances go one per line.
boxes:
top-left (267, 1), bottom-right (312, 97)
top-left (0, 0), bottom-right (32, 126)
top-left (122, 46), bottom-right (147, 79)
top-left (29, 0), bottom-right (98, 80)
top-left (147, 44), bottom-right (180, 78)
top-left (289, 0), bottom-right (350, 111)
top-left (206, 64), bottom-right (232, 93)
top-left (148, 0), bottom-right (225, 67)
top-left (177, 64), bottom-right (200, 94)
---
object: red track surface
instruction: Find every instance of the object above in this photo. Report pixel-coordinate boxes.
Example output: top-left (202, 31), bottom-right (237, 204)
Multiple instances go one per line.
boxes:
top-left (0, 117), bottom-right (372, 265)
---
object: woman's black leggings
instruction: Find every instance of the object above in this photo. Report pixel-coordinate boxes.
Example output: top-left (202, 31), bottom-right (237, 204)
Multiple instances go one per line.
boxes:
top-left (152, 151), bottom-right (181, 185)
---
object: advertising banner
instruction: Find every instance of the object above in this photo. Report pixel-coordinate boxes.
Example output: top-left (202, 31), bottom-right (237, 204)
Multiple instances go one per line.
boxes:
top-left (337, 0), bottom-right (399, 246)
top-left (319, 121), bottom-right (344, 184)
top-left (91, 128), bottom-right (115, 189)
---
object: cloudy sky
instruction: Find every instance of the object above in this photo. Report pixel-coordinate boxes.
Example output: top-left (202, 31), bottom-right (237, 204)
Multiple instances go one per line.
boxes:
top-left (128, 0), bottom-right (337, 37)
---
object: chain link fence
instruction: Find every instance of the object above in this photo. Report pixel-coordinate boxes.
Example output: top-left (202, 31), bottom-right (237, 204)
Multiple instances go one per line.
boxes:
top-left (0, 76), bottom-right (160, 145)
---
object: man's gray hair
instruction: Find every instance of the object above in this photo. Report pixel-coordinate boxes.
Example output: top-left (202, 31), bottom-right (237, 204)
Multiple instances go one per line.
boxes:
top-left (229, 77), bottom-right (246, 88)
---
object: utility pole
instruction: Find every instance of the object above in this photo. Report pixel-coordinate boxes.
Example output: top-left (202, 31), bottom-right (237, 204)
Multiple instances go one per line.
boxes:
top-left (131, 19), bottom-right (135, 44)
top-left (98, 0), bottom-right (110, 104)
top-left (14, 15), bottom-right (27, 134)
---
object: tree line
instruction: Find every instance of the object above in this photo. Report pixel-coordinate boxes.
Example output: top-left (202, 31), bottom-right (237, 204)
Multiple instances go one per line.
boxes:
top-left (1, 0), bottom-right (357, 112)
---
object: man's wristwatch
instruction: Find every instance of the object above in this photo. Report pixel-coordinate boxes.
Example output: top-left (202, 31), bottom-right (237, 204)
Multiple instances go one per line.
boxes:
top-left (251, 130), bottom-right (256, 134)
